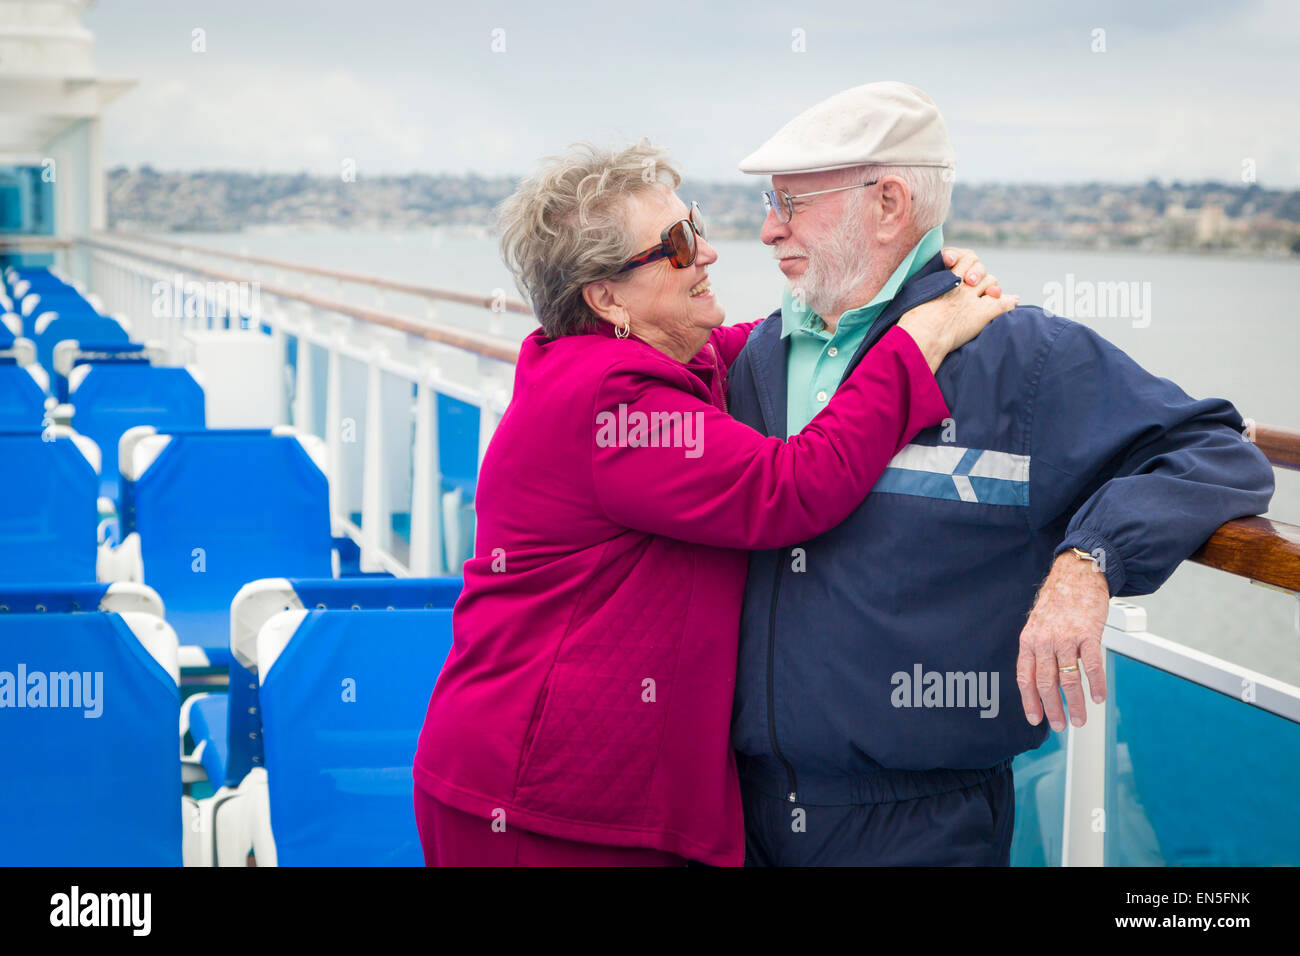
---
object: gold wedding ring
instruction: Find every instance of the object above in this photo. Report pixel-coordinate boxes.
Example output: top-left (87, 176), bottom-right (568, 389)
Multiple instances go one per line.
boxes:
top-left (1058, 664), bottom-right (1080, 674)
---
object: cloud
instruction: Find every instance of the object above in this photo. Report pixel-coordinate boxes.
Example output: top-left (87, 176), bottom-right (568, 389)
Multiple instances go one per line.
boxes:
top-left (91, 0), bottom-right (1300, 185)
top-left (105, 68), bottom-right (429, 174)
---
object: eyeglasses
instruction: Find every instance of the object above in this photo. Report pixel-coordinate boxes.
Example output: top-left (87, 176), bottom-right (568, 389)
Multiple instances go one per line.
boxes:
top-left (761, 180), bottom-right (879, 224)
top-left (617, 202), bottom-right (707, 273)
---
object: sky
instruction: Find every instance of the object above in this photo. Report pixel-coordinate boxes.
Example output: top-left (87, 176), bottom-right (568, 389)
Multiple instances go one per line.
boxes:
top-left (83, 0), bottom-right (1300, 186)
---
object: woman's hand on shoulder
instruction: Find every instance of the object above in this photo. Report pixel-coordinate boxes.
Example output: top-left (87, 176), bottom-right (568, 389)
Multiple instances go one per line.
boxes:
top-left (897, 247), bottom-right (1019, 373)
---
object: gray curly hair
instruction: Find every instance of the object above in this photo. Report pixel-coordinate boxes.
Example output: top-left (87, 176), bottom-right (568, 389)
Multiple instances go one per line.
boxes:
top-left (498, 140), bottom-right (681, 338)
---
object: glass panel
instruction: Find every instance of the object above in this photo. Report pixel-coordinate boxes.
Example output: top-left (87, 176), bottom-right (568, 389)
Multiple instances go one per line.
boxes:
top-left (283, 333), bottom-right (298, 424)
top-left (309, 343), bottom-right (328, 440)
top-left (1105, 651), bottom-right (1300, 865)
top-left (436, 393), bottom-right (480, 570)
top-left (437, 394), bottom-right (480, 499)
top-left (1010, 729), bottom-right (1065, 866)
top-left (0, 166), bottom-right (55, 235)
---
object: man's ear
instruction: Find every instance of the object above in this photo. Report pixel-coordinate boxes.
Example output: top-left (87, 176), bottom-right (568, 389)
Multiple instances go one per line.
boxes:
top-left (874, 176), bottom-right (913, 243)
top-left (583, 280), bottom-right (625, 327)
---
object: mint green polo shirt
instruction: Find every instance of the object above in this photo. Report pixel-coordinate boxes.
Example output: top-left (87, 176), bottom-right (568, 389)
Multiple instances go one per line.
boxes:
top-left (783, 225), bottom-right (944, 436)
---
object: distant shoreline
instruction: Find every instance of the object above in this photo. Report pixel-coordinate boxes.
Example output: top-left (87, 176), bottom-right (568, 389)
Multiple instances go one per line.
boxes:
top-left (128, 223), bottom-right (1300, 264)
top-left (109, 167), bottom-right (1300, 259)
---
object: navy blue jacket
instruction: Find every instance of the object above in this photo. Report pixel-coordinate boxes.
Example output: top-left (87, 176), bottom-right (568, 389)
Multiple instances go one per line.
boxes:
top-left (728, 252), bottom-right (1275, 801)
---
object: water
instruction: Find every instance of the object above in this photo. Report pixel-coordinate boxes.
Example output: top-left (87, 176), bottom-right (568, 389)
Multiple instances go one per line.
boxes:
top-left (167, 228), bottom-right (1300, 684)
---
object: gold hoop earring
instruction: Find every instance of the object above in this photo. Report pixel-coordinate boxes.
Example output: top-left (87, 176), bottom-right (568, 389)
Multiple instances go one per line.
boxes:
top-left (615, 320), bottom-right (631, 339)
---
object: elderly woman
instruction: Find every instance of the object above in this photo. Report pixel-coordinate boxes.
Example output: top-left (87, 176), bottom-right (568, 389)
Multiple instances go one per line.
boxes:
top-left (413, 141), bottom-right (1012, 866)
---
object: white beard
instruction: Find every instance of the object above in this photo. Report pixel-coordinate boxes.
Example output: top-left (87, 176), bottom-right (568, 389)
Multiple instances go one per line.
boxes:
top-left (777, 198), bottom-right (874, 320)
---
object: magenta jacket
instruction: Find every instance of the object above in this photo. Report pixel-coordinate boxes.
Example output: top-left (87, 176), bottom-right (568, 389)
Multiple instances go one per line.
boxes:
top-left (413, 319), bottom-right (948, 865)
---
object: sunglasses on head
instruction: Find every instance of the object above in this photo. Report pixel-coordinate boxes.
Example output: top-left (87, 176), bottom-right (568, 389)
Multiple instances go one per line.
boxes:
top-left (617, 202), bottom-right (707, 273)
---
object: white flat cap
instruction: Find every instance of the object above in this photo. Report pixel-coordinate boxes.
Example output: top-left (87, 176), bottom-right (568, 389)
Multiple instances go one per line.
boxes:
top-left (739, 81), bottom-right (954, 175)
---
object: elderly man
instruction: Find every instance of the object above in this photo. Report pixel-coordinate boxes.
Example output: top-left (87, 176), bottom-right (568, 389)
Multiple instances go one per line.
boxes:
top-left (727, 81), bottom-right (1274, 866)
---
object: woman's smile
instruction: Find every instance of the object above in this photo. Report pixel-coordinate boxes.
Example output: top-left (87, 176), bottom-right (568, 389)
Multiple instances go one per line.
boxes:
top-left (687, 276), bottom-right (713, 299)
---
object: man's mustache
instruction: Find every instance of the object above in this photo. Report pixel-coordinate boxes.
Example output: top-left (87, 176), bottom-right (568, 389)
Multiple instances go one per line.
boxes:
top-left (772, 243), bottom-right (809, 260)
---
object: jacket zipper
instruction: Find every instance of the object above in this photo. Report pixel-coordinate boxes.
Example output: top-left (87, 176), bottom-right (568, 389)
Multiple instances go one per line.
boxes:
top-left (766, 555), bottom-right (798, 802)
top-left (760, 269), bottom-right (958, 805)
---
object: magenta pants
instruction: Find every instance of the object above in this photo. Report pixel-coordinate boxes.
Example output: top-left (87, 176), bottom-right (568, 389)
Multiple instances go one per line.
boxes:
top-left (413, 784), bottom-right (687, 867)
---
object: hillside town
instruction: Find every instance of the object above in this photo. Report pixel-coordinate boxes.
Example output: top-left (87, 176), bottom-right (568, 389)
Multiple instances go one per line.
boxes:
top-left (106, 166), bottom-right (1300, 256)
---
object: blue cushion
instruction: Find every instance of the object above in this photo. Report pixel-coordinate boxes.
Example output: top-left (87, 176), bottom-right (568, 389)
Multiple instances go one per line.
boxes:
top-left (0, 611), bottom-right (180, 865)
top-left (333, 535), bottom-right (363, 576)
top-left (20, 290), bottom-right (89, 310)
top-left (259, 608), bottom-right (453, 865)
top-left (164, 609), bottom-right (235, 669)
top-left (72, 364), bottom-right (205, 503)
top-left (9, 270), bottom-right (71, 289)
top-left (133, 431), bottom-right (333, 662)
top-left (0, 432), bottom-right (97, 583)
top-left (35, 316), bottom-right (128, 394)
top-left (22, 293), bottom-right (99, 333)
top-left (0, 583), bottom-right (110, 614)
top-left (0, 365), bottom-right (46, 430)
top-left (7, 267), bottom-right (59, 281)
top-left (222, 577), bottom-right (461, 788)
top-left (224, 661), bottom-right (262, 785)
top-left (287, 576), bottom-right (463, 610)
top-left (189, 693), bottom-right (231, 787)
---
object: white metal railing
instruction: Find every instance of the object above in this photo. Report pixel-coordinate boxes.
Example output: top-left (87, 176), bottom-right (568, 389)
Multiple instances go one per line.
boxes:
top-left (62, 234), bottom-right (524, 577)
top-left (90, 230), bottom-right (535, 331)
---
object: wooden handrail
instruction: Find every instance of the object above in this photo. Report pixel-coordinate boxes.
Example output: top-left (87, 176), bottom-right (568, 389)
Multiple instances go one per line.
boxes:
top-left (0, 236), bottom-right (74, 251)
top-left (1195, 426), bottom-right (1300, 591)
top-left (95, 230), bottom-right (534, 315)
top-left (77, 235), bottom-right (524, 363)
top-left (1192, 516), bottom-right (1300, 593)
top-left (1254, 424), bottom-right (1300, 471)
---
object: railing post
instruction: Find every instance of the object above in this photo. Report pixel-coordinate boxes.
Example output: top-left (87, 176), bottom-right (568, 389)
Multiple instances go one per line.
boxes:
top-left (409, 378), bottom-right (444, 576)
top-left (292, 331), bottom-right (314, 435)
top-left (1061, 703), bottom-right (1107, 867)
top-left (162, 269), bottom-right (180, 360)
top-left (1061, 599), bottom-right (1144, 866)
top-left (360, 356), bottom-right (386, 572)
top-left (324, 339), bottom-right (343, 537)
top-left (267, 306), bottom-right (289, 427)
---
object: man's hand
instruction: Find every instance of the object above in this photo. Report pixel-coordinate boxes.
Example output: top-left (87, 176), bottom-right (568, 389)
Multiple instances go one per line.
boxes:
top-left (1015, 552), bottom-right (1111, 731)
